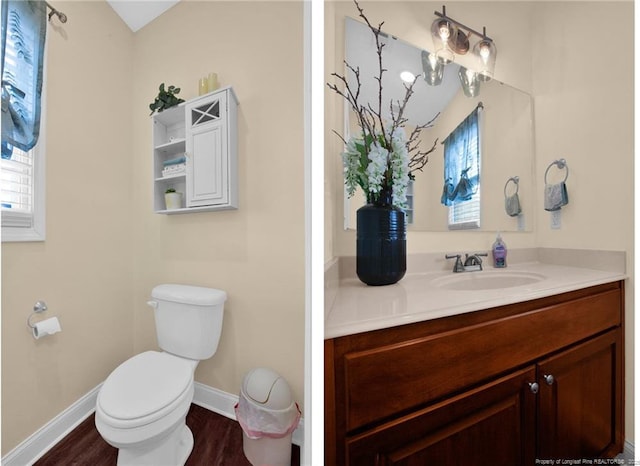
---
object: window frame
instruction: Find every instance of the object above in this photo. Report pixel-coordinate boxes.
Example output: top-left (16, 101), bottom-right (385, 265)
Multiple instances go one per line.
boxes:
top-left (446, 107), bottom-right (482, 231)
top-left (1, 128), bottom-right (46, 242)
top-left (1, 26), bottom-right (47, 243)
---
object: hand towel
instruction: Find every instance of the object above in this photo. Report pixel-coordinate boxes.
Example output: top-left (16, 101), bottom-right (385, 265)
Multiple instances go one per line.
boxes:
top-left (544, 182), bottom-right (568, 211)
top-left (505, 193), bottom-right (521, 217)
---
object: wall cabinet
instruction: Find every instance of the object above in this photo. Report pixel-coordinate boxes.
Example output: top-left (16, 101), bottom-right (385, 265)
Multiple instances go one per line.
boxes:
top-left (152, 87), bottom-right (238, 214)
top-left (325, 282), bottom-right (624, 465)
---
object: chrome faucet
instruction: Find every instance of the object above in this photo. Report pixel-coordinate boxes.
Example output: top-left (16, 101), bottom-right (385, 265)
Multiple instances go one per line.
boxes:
top-left (463, 253), bottom-right (488, 271)
top-left (445, 254), bottom-right (465, 273)
top-left (446, 252), bottom-right (488, 273)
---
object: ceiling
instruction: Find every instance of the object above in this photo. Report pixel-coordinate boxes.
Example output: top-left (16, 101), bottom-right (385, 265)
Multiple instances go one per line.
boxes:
top-left (106, 1), bottom-right (180, 32)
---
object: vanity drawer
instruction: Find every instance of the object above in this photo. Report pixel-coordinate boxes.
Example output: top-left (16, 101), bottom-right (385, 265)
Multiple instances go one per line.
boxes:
top-left (342, 288), bottom-right (621, 431)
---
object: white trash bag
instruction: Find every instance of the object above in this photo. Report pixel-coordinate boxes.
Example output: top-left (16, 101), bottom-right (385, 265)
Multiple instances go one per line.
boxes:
top-left (235, 390), bottom-right (301, 439)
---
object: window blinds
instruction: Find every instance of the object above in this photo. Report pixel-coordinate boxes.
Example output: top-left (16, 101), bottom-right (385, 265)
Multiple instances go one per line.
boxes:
top-left (1, 146), bottom-right (33, 227)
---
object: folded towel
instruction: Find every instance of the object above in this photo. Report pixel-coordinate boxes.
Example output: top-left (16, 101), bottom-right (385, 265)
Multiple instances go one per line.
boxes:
top-left (162, 163), bottom-right (186, 177)
top-left (505, 193), bottom-right (521, 217)
top-left (544, 182), bottom-right (568, 211)
top-left (163, 156), bottom-right (186, 167)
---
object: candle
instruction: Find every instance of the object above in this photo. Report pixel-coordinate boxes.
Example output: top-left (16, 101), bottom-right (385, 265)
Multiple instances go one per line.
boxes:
top-left (198, 77), bottom-right (208, 96)
top-left (207, 73), bottom-right (219, 92)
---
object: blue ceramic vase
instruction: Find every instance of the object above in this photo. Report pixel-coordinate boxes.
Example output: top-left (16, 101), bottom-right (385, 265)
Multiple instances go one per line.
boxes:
top-left (356, 192), bottom-right (406, 286)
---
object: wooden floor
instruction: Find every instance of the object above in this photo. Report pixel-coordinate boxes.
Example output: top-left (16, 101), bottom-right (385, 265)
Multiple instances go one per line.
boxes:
top-left (34, 404), bottom-right (300, 466)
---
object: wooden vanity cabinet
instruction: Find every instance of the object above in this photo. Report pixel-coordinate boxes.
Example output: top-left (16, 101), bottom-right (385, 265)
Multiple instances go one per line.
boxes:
top-left (325, 281), bottom-right (624, 465)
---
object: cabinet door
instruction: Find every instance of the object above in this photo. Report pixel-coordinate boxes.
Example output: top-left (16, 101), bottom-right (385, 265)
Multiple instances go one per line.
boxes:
top-left (537, 329), bottom-right (623, 459)
top-left (345, 367), bottom-right (537, 466)
top-left (186, 94), bottom-right (228, 207)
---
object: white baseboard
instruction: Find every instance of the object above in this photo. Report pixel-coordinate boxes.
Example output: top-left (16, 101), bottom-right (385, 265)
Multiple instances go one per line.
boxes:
top-left (1, 384), bottom-right (102, 466)
top-left (619, 440), bottom-right (635, 460)
top-left (2, 382), bottom-right (304, 466)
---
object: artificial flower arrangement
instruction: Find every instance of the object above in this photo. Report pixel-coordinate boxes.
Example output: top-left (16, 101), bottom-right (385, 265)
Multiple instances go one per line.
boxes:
top-left (327, 0), bottom-right (438, 210)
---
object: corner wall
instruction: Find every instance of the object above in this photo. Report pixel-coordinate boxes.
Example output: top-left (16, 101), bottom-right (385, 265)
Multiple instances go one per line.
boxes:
top-left (130, 0), bottom-right (306, 407)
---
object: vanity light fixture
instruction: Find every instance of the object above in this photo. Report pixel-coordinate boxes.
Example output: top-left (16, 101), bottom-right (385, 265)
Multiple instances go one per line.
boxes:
top-left (458, 67), bottom-right (481, 98)
top-left (473, 29), bottom-right (497, 81)
top-left (431, 5), bottom-right (497, 93)
top-left (430, 10), bottom-right (457, 63)
top-left (421, 50), bottom-right (444, 86)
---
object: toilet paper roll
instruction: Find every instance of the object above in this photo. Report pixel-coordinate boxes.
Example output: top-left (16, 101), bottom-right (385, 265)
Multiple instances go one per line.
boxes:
top-left (32, 317), bottom-right (62, 340)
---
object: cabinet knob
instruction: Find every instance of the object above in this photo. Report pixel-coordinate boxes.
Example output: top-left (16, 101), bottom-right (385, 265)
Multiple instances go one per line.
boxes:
top-left (543, 374), bottom-right (555, 386)
top-left (528, 382), bottom-right (539, 394)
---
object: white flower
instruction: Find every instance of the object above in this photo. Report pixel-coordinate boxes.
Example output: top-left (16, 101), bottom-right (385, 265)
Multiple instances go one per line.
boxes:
top-left (366, 141), bottom-right (388, 195)
top-left (389, 131), bottom-right (410, 208)
top-left (342, 137), bottom-right (365, 197)
top-left (342, 130), bottom-right (411, 209)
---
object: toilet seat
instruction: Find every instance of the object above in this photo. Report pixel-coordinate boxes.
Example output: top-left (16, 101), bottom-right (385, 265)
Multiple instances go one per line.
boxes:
top-left (97, 351), bottom-right (193, 430)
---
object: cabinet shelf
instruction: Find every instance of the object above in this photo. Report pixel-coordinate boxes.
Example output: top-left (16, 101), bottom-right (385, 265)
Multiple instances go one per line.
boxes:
top-left (154, 138), bottom-right (186, 152)
top-left (155, 173), bottom-right (186, 182)
top-left (156, 204), bottom-right (237, 215)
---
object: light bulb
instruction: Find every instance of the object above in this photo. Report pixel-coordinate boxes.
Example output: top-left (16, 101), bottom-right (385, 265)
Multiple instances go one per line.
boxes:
top-left (479, 41), bottom-right (491, 62)
top-left (438, 21), bottom-right (450, 40)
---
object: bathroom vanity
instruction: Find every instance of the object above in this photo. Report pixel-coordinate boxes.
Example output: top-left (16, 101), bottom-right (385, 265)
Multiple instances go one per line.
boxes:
top-left (325, 261), bottom-right (625, 465)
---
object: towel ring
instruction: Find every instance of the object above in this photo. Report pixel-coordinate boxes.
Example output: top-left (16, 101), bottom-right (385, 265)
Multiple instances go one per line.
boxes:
top-left (504, 176), bottom-right (519, 197)
top-left (544, 159), bottom-right (569, 185)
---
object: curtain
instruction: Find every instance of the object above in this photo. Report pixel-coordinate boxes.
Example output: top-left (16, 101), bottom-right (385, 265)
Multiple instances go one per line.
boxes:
top-left (1, 0), bottom-right (47, 158)
top-left (440, 106), bottom-right (480, 206)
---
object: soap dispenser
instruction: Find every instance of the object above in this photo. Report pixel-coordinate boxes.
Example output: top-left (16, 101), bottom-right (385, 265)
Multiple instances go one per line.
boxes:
top-left (492, 232), bottom-right (507, 268)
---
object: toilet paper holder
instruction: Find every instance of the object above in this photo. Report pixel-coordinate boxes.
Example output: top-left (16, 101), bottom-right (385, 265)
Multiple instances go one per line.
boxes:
top-left (27, 300), bottom-right (48, 329)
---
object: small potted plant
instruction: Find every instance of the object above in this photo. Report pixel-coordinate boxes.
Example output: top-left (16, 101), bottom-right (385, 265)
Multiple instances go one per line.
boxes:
top-left (164, 188), bottom-right (183, 210)
top-left (149, 83), bottom-right (185, 115)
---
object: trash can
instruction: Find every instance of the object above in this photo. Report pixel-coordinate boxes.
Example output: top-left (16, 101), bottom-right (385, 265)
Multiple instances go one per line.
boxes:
top-left (235, 368), bottom-right (301, 466)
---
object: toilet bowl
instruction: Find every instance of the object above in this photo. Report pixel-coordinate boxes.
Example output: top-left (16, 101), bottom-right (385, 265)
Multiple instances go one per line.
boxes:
top-left (95, 351), bottom-right (196, 465)
top-left (95, 285), bottom-right (227, 466)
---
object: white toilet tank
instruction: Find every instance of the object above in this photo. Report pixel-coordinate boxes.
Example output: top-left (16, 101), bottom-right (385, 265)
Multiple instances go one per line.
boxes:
top-left (149, 284), bottom-right (227, 360)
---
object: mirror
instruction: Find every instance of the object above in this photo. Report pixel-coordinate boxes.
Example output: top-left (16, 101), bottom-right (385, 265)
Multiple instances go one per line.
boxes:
top-left (343, 17), bottom-right (534, 232)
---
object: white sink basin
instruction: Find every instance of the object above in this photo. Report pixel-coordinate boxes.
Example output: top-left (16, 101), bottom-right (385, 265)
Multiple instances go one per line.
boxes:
top-left (432, 271), bottom-right (547, 291)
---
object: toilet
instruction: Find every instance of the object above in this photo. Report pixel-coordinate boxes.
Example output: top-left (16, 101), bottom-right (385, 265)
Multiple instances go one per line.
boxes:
top-left (95, 284), bottom-right (227, 466)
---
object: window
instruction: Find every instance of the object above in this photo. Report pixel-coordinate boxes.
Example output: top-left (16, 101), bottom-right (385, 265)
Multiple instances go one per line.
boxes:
top-left (1, 0), bottom-right (47, 241)
top-left (441, 106), bottom-right (482, 230)
top-left (1, 139), bottom-right (45, 241)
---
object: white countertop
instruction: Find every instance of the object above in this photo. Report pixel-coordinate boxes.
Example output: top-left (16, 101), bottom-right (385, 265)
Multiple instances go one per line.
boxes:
top-left (325, 262), bottom-right (626, 339)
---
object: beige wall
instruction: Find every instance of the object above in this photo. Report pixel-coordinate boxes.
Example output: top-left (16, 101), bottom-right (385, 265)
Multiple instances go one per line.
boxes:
top-left (531, 1), bottom-right (634, 442)
top-left (326, 0), bottom-right (634, 444)
top-left (129, 0), bottom-right (305, 404)
top-left (2, 0), bottom-right (305, 455)
top-left (1, 1), bottom-right (136, 453)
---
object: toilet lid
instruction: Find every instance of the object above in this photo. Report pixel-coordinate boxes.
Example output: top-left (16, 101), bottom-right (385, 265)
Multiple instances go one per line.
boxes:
top-left (98, 351), bottom-right (193, 421)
